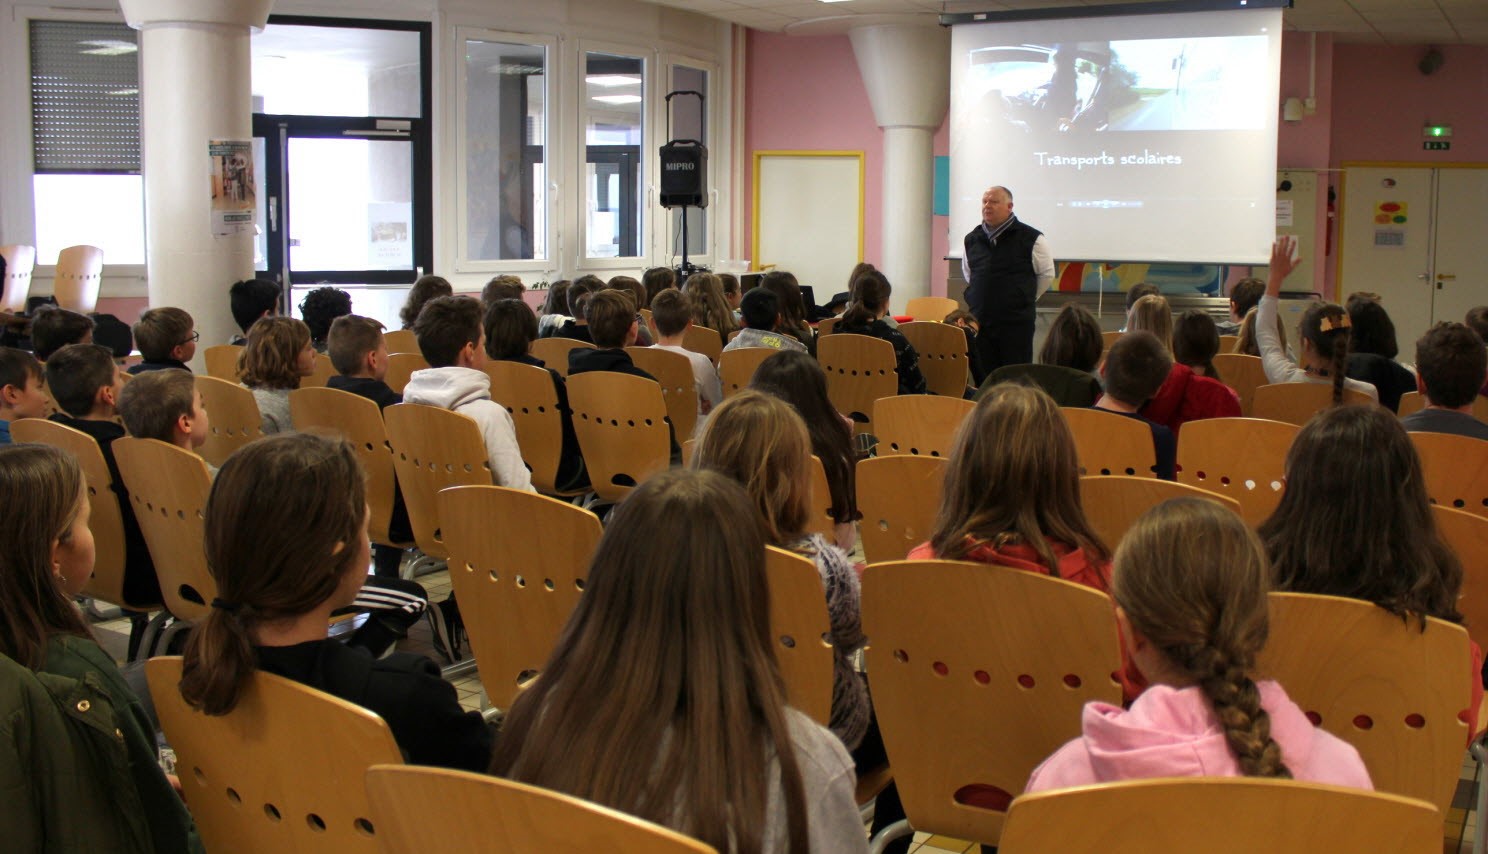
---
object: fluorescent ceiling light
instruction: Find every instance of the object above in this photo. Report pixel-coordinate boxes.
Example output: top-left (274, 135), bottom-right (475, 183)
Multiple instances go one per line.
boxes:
top-left (78, 40), bottom-right (137, 56)
top-left (592, 94), bottom-right (642, 104)
top-left (587, 75), bottom-right (640, 87)
top-left (818, 0), bottom-right (854, 3)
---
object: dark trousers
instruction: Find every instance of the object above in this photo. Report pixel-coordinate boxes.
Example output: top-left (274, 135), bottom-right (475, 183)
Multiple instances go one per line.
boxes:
top-left (974, 317), bottom-right (1035, 376)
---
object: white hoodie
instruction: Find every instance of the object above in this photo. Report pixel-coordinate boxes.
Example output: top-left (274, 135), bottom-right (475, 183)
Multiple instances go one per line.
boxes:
top-left (401, 366), bottom-right (534, 493)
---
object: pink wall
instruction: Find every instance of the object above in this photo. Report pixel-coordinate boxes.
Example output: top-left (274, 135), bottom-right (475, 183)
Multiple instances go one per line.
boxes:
top-left (1330, 44), bottom-right (1488, 165)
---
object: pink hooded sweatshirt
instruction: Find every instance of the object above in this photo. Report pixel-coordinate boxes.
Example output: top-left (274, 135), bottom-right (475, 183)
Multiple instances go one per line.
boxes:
top-left (1026, 681), bottom-right (1373, 792)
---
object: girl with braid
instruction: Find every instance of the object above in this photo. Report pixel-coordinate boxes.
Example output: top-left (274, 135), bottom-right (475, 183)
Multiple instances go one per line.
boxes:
top-left (1026, 498), bottom-right (1372, 791)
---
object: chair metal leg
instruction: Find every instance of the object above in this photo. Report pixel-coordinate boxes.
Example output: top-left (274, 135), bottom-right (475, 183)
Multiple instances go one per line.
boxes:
top-left (1471, 733), bottom-right (1488, 854)
top-left (868, 818), bottom-right (913, 854)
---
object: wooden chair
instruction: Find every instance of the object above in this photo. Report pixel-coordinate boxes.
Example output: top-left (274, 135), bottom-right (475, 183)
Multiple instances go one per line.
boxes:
top-left (0, 243), bottom-right (36, 312)
top-left (718, 347), bottom-right (776, 399)
top-left (364, 766), bottom-right (717, 854)
top-left (484, 360), bottom-right (586, 496)
top-left (1212, 353), bottom-right (1269, 416)
top-left (998, 778), bottom-right (1441, 854)
top-left (816, 317), bottom-right (838, 337)
top-left (1060, 407), bottom-right (1157, 478)
top-left (289, 386), bottom-right (411, 550)
top-left (1397, 391), bottom-right (1488, 422)
top-left (899, 320), bottom-right (970, 397)
top-left (861, 560), bottom-right (1123, 847)
top-left (681, 325), bottom-right (723, 365)
top-left (438, 485), bottom-right (601, 709)
top-left (383, 403), bottom-right (493, 561)
top-left (818, 333), bottom-right (896, 434)
top-left (764, 545), bottom-right (834, 728)
top-left (1251, 382), bottom-right (1374, 426)
top-left (1433, 505), bottom-right (1488, 647)
top-left (1176, 417), bottom-right (1298, 527)
top-left (806, 454), bottom-right (839, 542)
top-left (873, 394), bottom-right (973, 459)
top-left (1410, 430), bottom-right (1488, 519)
top-left (52, 244), bottom-right (103, 313)
top-left (1079, 475), bottom-right (1241, 550)
top-left (112, 438), bottom-right (214, 624)
top-left (1256, 592), bottom-right (1471, 813)
top-left (1218, 333), bottom-right (1240, 353)
top-left (905, 296), bottom-right (958, 323)
top-left (857, 455), bottom-right (946, 564)
top-left (383, 352), bottom-right (428, 395)
top-left (566, 372), bottom-right (673, 503)
top-left (202, 345), bottom-right (242, 381)
top-left (382, 328), bottom-right (418, 354)
top-left (147, 657), bottom-right (402, 854)
top-left (627, 346), bottom-right (699, 441)
top-left (531, 337), bottom-right (595, 378)
top-left (194, 375), bottom-right (264, 469)
top-left (1100, 330), bottom-right (1122, 354)
top-left (301, 352), bottom-right (335, 388)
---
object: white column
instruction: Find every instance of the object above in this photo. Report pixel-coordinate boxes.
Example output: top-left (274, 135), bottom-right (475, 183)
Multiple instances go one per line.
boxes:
top-left (119, 0), bottom-right (274, 367)
top-left (849, 23), bottom-right (949, 308)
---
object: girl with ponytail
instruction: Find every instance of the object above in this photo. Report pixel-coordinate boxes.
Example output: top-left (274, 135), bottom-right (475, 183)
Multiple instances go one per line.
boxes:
top-left (1027, 498), bottom-right (1372, 791)
top-left (1256, 236), bottom-right (1379, 404)
top-left (831, 269), bottom-right (928, 395)
top-left (177, 433), bottom-right (491, 771)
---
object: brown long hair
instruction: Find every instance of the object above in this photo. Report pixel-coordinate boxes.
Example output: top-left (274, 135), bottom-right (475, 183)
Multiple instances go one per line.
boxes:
top-left (489, 469), bottom-right (810, 854)
top-left (682, 272), bottom-right (739, 335)
top-left (750, 350), bottom-right (857, 524)
top-left (928, 383), bottom-right (1109, 574)
top-left (179, 434), bottom-right (368, 715)
top-left (693, 390), bottom-right (813, 545)
top-left (842, 269), bottom-right (892, 328)
top-left (759, 271), bottom-right (813, 345)
top-left (1115, 498), bottom-right (1291, 778)
top-left (1235, 305), bottom-right (1289, 359)
top-left (0, 444), bottom-right (92, 669)
top-left (1299, 301), bottom-right (1352, 404)
top-left (400, 274), bottom-right (453, 328)
top-left (1260, 405), bottom-right (1461, 627)
top-left (1173, 309), bottom-right (1222, 383)
top-left (238, 316), bottom-right (310, 390)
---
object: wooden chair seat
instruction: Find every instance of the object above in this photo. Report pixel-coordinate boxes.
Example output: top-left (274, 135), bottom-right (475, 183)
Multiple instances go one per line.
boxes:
top-left (382, 328), bottom-right (418, 355)
top-left (194, 375), bottom-right (264, 468)
top-left (383, 403), bottom-right (494, 561)
top-left (898, 321), bottom-right (970, 397)
top-left (112, 438), bottom-right (214, 622)
top-left (52, 244), bottom-right (103, 313)
top-left (532, 338), bottom-right (595, 378)
top-left (904, 296), bottom-right (958, 323)
top-left (566, 372), bottom-right (673, 503)
top-left (1060, 407), bottom-right (1157, 478)
top-left (1079, 475), bottom-right (1241, 550)
top-left (681, 325), bottom-right (723, 365)
top-left (818, 333), bottom-right (896, 433)
top-left (627, 346), bottom-right (700, 441)
top-left (718, 347), bottom-right (776, 399)
top-left (1410, 430), bottom-right (1488, 518)
top-left (203, 345), bottom-right (243, 381)
top-left (485, 360), bottom-right (585, 496)
top-left (857, 455), bottom-right (946, 564)
top-left (873, 394), bottom-right (973, 459)
top-left (383, 352), bottom-right (429, 395)
top-left (1176, 417), bottom-right (1298, 527)
top-left (289, 386), bottom-right (410, 547)
top-left (764, 546), bottom-right (834, 728)
top-left (1212, 353), bottom-right (1268, 415)
top-left (1251, 382), bottom-right (1374, 426)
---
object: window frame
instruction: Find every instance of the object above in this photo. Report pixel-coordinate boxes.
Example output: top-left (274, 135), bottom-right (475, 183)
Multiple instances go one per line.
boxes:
top-left (575, 39), bottom-right (652, 274)
top-left (653, 53), bottom-right (718, 271)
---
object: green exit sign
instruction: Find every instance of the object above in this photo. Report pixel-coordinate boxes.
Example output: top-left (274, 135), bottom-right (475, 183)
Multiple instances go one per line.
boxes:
top-left (1424, 141), bottom-right (1452, 151)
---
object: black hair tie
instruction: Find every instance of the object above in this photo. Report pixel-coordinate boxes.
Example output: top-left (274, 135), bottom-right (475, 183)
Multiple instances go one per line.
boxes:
top-left (210, 598), bottom-right (242, 614)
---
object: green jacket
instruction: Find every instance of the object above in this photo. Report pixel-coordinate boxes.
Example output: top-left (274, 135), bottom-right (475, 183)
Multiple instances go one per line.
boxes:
top-left (0, 636), bottom-right (202, 853)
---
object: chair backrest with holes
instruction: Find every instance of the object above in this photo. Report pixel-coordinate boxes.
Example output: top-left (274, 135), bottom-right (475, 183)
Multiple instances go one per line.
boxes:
top-left (1432, 504), bottom-right (1488, 655)
top-left (818, 333), bottom-right (896, 433)
top-left (681, 325), bottom-right (723, 364)
top-left (194, 375), bottom-right (264, 468)
top-left (531, 338), bottom-right (595, 378)
top-left (857, 455), bottom-right (947, 564)
top-left (383, 352), bottom-right (428, 395)
top-left (1100, 330), bottom-right (1122, 355)
top-left (382, 328), bottom-right (418, 355)
top-left (383, 404), bottom-right (493, 560)
top-left (1256, 592), bottom-right (1470, 813)
top-left (1397, 392), bottom-right (1488, 423)
top-left (1251, 382), bottom-right (1374, 426)
top-left (862, 560), bottom-right (1122, 845)
top-left (904, 296), bottom-right (958, 323)
top-left (112, 438), bottom-right (214, 621)
top-left (363, 765), bottom-right (717, 854)
top-left (52, 245), bottom-right (103, 313)
top-left (302, 353), bottom-right (335, 388)
top-left (718, 347), bottom-right (775, 399)
top-left (1176, 417), bottom-right (1297, 527)
top-left (0, 244), bottom-right (36, 312)
top-left (203, 345), bottom-right (243, 381)
top-left (983, 364), bottom-right (1102, 409)
top-left (484, 360), bottom-right (573, 495)
top-left (1218, 333), bottom-right (1240, 354)
top-left (146, 657), bottom-right (402, 854)
top-left (11, 419), bottom-right (144, 609)
top-left (898, 321), bottom-right (969, 397)
top-left (873, 394), bottom-right (973, 459)
top-left (627, 346), bottom-right (699, 441)
top-left (1060, 407), bottom-right (1157, 478)
top-left (289, 387), bottom-right (406, 547)
top-left (566, 372), bottom-right (672, 502)
top-left (997, 778), bottom-right (1441, 854)
top-left (1079, 476), bottom-right (1241, 550)
top-left (806, 454), bottom-right (838, 541)
top-left (1212, 353), bottom-right (1268, 415)
top-left (438, 486), bottom-right (600, 709)
top-left (764, 546), bottom-right (833, 728)
top-left (1410, 430), bottom-right (1488, 519)
top-left (816, 317), bottom-right (838, 337)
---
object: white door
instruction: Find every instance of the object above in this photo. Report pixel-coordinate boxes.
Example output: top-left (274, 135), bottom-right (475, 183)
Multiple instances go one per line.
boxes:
top-left (1339, 167), bottom-right (1435, 349)
top-left (1430, 169), bottom-right (1488, 332)
top-left (755, 152), bottom-right (862, 297)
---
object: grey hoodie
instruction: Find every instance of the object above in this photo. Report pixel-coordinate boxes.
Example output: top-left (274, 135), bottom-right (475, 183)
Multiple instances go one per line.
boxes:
top-left (400, 366), bottom-right (533, 492)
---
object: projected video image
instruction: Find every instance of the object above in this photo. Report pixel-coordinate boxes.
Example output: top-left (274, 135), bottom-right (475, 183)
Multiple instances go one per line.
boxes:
top-left (969, 35), bottom-right (1269, 132)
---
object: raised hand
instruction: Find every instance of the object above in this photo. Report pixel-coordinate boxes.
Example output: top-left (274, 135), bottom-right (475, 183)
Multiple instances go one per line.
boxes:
top-left (1266, 235), bottom-right (1302, 296)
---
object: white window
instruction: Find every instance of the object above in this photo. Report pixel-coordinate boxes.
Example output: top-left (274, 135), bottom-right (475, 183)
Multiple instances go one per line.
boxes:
top-left (582, 50), bottom-right (646, 264)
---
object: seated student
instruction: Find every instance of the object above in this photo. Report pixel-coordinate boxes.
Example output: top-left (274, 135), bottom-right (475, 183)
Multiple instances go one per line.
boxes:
top-left (0, 347), bottom-right (47, 444)
top-left (719, 272), bottom-right (742, 315)
top-left (682, 272), bottom-right (740, 338)
top-left (238, 316), bottom-right (316, 434)
top-left (489, 468), bottom-right (866, 854)
top-left (176, 433), bottom-right (492, 771)
top-left (1094, 332), bottom-right (1178, 480)
top-left (0, 444), bottom-right (202, 852)
top-left (128, 307), bottom-right (197, 374)
top-left (1027, 498), bottom-right (1372, 792)
top-left (650, 289), bottom-right (723, 432)
top-left (724, 287), bottom-right (808, 354)
top-left (547, 275), bottom-right (603, 343)
top-left (830, 269), bottom-right (928, 395)
top-left (1234, 305), bottom-right (1288, 359)
top-left (298, 286), bottom-right (353, 353)
top-left (1119, 281), bottom-right (1160, 332)
top-left (228, 278), bottom-right (281, 345)
top-left (402, 296), bottom-right (533, 492)
top-left (1173, 309), bottom-right (1222, 380)
top-left (1216, 276), bottom-right (1265, 336)
top-left (1130, 298), bottom-right (1241, 432)
top-left (480, 274), bottom-right (524, 308)
top-left (1260, 404), bottom-right (1481, 733)
top-left (483, 298), bottom-right (588, 492)
top-left (1257, 236), bottom-right (1379, 403)
top-left (536, 279), bottom-right (571, 339)
top-left (759, 271), bottom-right (816, 353)
top-left (1344, 293), bottom-right (1416, 412)
top-left (116, 369), bottom-right (209, 455)
top-left (30, 306), bottom-right (95, 361)
top-left (398, 274), bottom-right (452, 330)
top-left (641, 267), bottom-right (676, 309)
top-left (46, 344), bottom-right (159, 606)
top-left (610, 279), bottom-right (654, 346)
top-left (982, 303), bottom-right (1102, 406)
top-left (568, 290), bottom-right (681, 460)
top-left (1402, 322), bottom-right (1488, 441)
top-left (945, 309), bottom-right (987, 387)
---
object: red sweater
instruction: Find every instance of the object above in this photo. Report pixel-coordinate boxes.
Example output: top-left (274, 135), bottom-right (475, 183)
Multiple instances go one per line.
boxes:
top-left (1141, 363), bottom-right (1242, 434)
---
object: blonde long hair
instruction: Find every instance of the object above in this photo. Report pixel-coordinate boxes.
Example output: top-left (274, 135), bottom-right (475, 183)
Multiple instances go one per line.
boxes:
top-left (692, 390), bottom-right (813, 544)
top-left (238, 316), bottom-right (310, 390)
top-left (1127, 294), bottom-right (1173, 353)
top-left (683, 272), bottom-right (739, 336)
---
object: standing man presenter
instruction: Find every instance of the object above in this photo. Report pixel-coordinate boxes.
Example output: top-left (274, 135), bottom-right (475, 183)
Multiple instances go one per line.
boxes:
top-left (961, 186), bottom-right (1055, 373)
